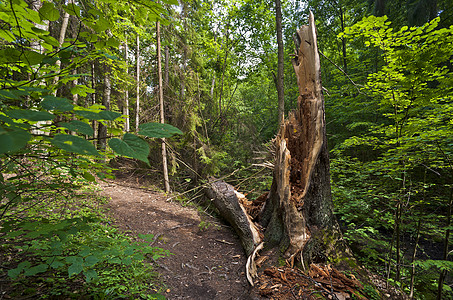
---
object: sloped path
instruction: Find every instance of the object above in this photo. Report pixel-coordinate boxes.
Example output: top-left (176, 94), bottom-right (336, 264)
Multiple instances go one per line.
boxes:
top-left (100, 178), bottom-right (257, 300)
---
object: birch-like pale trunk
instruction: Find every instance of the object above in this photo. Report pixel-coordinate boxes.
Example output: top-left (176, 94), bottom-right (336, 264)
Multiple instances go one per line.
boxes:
top-left (52, 0), bottom-right (72, 95)
top-left (135, 34), bottom-right (140, 132)
top-left (124, 38), bottom-right (130, 132)
top-left (97, 64), bottom-right (111, 150)
top-left (157, 21), bottom-right (170, 193)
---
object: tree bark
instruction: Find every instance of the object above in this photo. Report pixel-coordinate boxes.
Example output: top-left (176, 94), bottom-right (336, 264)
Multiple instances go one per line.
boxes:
top-left (157, 21), bottom-right (171, 193)
top-left (275, 0), bottom-right (285, 126)
top-left (124, 38), bottom-right (130, 132)
top-left (52, 0), bottom-right (72, 95)
top-left (97, 63), bottom-right (110, 150)
top-left (135, 34), bottom-right (140, 133)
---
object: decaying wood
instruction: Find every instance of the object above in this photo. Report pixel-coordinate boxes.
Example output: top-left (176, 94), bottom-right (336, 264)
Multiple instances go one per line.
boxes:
top-left (205, 178), bottom-right (262, 257)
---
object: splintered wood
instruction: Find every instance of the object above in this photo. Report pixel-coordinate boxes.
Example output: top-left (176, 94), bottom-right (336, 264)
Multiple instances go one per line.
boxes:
top-left (257, 264), bottom-right (366, 300)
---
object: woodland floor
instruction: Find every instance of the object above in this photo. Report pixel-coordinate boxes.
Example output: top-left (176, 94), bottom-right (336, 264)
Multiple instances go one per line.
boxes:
top-left (100, 175), bottom-right (259, 300)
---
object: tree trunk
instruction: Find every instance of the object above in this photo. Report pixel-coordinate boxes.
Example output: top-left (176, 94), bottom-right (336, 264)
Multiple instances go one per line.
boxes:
top-left (339, 5), bottom-right (348, 74)
top-left (437, 187), bottom-right (453, 300)
top-left (135, 34), bottom-right (140, 133)
top-left (275, 0), bottom-right (285, 126)
top-left (52, 0), bottom-right (71, 95)
top-left (97, 63), bottom-right (110, 150)
top-left (124, 38), bottom-right (130, 132)
top-left (266, 11), bottom-right (351, 265)
top-left (206, 13), bottom-right (355, 287)
top-left (157, 21), bottom-right (170, 193)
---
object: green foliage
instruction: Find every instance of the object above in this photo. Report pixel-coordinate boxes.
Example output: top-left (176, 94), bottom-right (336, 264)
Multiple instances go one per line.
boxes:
top-left (139, 123), bottom-right (183, 139)
top-left (0, 0), bottom-right (180, 298)
top-left (329, 13), bottom-right (453, 299)
top-left (1, 187), bottom-right (170, 298)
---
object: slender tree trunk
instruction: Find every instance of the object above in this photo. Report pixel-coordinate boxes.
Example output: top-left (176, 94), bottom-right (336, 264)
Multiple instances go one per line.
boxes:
top-left (339, 5), bottom-right (347, 73)
top-left (29, 0), bottom-right (49, 54)
top-left (91, 60), bottom-right (97, 142)
top-left (72, 68), bottom-right (78, 105)
top-left (396, 201), bottom-right (402, 283)
top-left (375, 0), bottom-right (386, 16)
top-left (157, 21), bottom-right (170, 193)
top-left (180, 47), bottom-right (186, 103)
top-left (275, 0), bottom-right (285, 126)
top-left (219, 26), bottom-right (229, 122)
top-left (124, 38), bottom-right (130, 132)
top-left (53, 0), bottom-right (71, 95)
top-left (437, 187), bottom-right (453, 300)
top-left (29, 0), bottom-right (49, 134)
top-left (97, 64), bottom-right (110, 150)
top-left (409, 219), bottom-right (421, 299)
top-left (164, 46), bottom-right (169, 86)
top-left (135, 34), bottom-right (140, 132)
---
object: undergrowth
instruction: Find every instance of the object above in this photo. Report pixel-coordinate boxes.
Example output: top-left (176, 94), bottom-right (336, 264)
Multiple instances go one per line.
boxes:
top-left (0, 164), bottom-right (170, 299)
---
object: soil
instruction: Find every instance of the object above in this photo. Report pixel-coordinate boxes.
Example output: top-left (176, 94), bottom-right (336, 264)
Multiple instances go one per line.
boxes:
top-left (100, 176), bottom-right (258, 300)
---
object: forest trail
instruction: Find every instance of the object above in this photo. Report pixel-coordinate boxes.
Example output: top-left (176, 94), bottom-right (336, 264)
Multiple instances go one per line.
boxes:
top-left (99, 177), bottom-right (256, 300)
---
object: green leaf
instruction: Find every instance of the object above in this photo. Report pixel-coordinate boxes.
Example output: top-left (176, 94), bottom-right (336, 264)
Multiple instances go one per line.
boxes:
top-left (122, 257), bottom-right (132, 265)
top-left (60, 120), bottom-right (94, 136)
top-left (84, 255), bottom-right (99, 267)
top-left (41, 96), bottom-right (74, 111)
top-left (75, 109), bottom-right (121, 121)
top-left (161, 0), bottom-right (179, 5)
top-left (39, 2), bottom-right (60, 21)
top-left (8, 261), bottom-right (31, 279)
top-left (22, 50), bottom-right (47, 65)
top-left (51, 134), bottom-right (100, 156)
top-left (63, 3), bottom-right (81, 17)
top-left (83, 269), bottom-right (98, 282)
top-left (74, 110), bottom-right (99, 120)
top-left (148, 294), bottom-right (166, 300)
top-left (70, 85), bottom-right (95, 97)
top-left (93, 17), bottom-right (110, 32)
top-left (82, 171), bottom-right (96, 182)
top-left (0, 48), bottom-right (21, 64)
top-left (106, 37), bottom-right (120, 48)
top-left (24, 264), bottom-right (48, 276)
top-left (99, 110), bottom-right (122, 121)
top-left (138, 122), bottom-right (183, 138)
top-left (49, 260), bottom-right (64, 269)
top-left (138, 233), bottom-right (154, 242)
top-left (68, 258), bottom-right (83, 277)
top-left (0, 90), bottom-right (20, 99)
top-left (108, 133), bottom-right (150, 164)
top-left (0, 127), bottom-right (31, 154)
top-left (7, 109), bottom-right (55, 121)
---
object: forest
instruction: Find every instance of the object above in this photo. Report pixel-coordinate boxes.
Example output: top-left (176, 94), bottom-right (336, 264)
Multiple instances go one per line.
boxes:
top-left (0, 0), bottom-right (452, 299)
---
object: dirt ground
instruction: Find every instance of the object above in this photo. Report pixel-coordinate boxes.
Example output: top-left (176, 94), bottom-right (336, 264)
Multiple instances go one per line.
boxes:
top-left (100, 177), bottom-right (259, 300)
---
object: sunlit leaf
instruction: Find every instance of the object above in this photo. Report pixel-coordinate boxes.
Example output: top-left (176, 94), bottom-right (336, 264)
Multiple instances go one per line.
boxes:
top-left (0, 127), bottom-right (30, 154)
top-left (108, 133), bottom-right (149, 164)
top-left (51, 134), bottom-right (100, 156)
top-left (138, 122), bottom-right (183, 138)
top-left (60, 120), bottom-right (94, 136)
top-left (39, 2), bottom-right (60, 22)
top-left (7, 109), bottom-right (55, 121)
top-left (41, 96), bottom-right (74, 111)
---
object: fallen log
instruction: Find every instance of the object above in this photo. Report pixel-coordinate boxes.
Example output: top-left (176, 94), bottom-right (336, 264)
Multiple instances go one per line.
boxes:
top-left (204, 178), bottom-right (262, 257)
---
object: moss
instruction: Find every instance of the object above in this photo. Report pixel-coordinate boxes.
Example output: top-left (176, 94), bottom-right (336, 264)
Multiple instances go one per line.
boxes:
top-left (278, 256), bottom-right (286, 266)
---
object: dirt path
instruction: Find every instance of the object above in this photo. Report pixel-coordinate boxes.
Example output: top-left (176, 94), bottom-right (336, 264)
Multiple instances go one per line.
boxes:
top-left (100, 178), bottom-right (257, 300)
